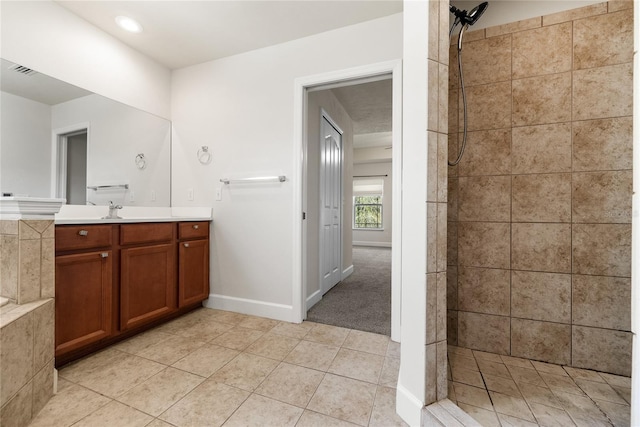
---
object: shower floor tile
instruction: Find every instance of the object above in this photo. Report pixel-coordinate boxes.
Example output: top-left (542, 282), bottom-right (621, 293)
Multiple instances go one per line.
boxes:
top-left (447, 345), bottom-right (632, 427)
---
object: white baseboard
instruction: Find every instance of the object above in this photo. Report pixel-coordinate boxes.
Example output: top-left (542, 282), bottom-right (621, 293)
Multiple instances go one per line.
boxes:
top-left (204, 294), bottom-right (295, 323)
top-left (353, 241), bottom-right (392, 248)
top-left (396, 383), bottom-right (424, 427)
top-left (306, 289), bottom-right (322, 310)
top-left (342, 264), bottom-right (354, 280)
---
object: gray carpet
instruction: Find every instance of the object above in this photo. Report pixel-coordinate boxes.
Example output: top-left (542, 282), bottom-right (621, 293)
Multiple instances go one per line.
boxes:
top-left (307, 246), bottom-right (391, 336)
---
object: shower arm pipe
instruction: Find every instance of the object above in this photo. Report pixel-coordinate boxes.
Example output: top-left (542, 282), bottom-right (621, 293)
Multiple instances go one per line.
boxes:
top-left (448, 23), bottom-right (470, 167)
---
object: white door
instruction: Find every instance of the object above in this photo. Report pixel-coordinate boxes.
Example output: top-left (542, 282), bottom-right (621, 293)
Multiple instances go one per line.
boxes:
top-left (320, 114), bottom-right (342, 294)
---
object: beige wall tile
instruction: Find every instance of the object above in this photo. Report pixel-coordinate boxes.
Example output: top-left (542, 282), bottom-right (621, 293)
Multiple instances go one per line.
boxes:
top-left (512, 22), bottom-right (572, 79)
top-left (512, 174), bottom-right (571, 223)
top-left (573, 117), bottom-right (632, 171)
top-left (542, 3), bottom-right (608, 26)
top-left (32, 299), bottom-right (54, 373)
top-left (438, 0), bottom-right (450, 64)
top-left (0, 313), bottom-right (34, 407)
top-left (437, 133), bottom-right (448, 203)
top-left (1, 235), bottom-right (18, 300)
top-left (572, 171), bottom-right (632, 223)
top-left (458, 222), bottom-right (510, 269)
top-left (427, 132), bottom-right (438, 203)
top-left (513, 72), bottom-right (571, 126)
top-left (511, 271), bottom-right (571, 323)
top-left (427, 203), bottom-right (437, 273)
top-left (437, 204), bottom-right (446, 272)
top-left (512, 223), bottom-right (571, 273)
top-left (461, 81), bottom-right (511, 131)
top-left (428, 0), bottom-right (439, 61)
top-left (0, 220), bottom-right (19, 235)
top-left (448, 133), bottom-right (458, 173)
top-left (573, 63), bottom-right (633, 121)
top-left (437, 341), bottom-right (448, 400)
top-left (447, 221), bottom-right (457, 266)
top-left (18, 239), bottom-right (41, 304)
top-left (0, 381), bottom-right (32, 427)
top-left (458, 129), bottom-right (511, 176)
top-left (572, 326), bottom-right (631, 376)
top-left (572, 224), bottom-right (631, 277)
top-left (458, 35), bottom-right (511, 87)
top-left (425, 343), bottom-right (437, 403)
top-left (512, 319), bottom-right (571, 365)
top-left (40, 238), bottom-right (55, 299)
top-left (439, 64), bottom-right (449, 134)
top-left (448, 91), bottom-right (459, 135)
top-left (573, 11), bottom-right (633, 70)
top-left (512, 123), bottom-right (571, 174)
top-left (447, 178), bottom-right (458, 222)
top-left (459, 28), bottom-right (486, 44)
top-left (458, 176), bottom-right (510, 222)
top-left (447, 310), bottom-right (458, 346)
top-left (458, 267), bottom-right (510, 316)
top-left (486, 16), bottom-right (541, 37)
top-left (22, 221), bottom-right (50, 234)
top-left (41, 222), bottom-right (54, 239)
top-left (447, 265), bottom-right (457, 310)
top-left (32, 360), bottom-right (54, 416)
top-left (18, 221), bottom-right (41, 240)
top-left (427, 274), bottom-right (437, 345)
top-left (437, 271), bottom-right (447, 341)
top-left (572, 275), bottom-right (631, 331)
top-left (428, 60), bottom-right (439, 132)
top-left (458, 312), bottom-right (510, 355)
top-left (608, 0), bottom-right (633, 12)
top-left (449, 45), bottom-right (459, 89)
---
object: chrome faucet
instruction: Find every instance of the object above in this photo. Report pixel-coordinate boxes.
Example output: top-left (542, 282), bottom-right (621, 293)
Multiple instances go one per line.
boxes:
top-left (104, 201), bottom-right (122, 219)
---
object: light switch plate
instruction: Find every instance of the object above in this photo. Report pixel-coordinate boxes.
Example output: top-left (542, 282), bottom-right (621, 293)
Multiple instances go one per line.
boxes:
top-left (215, 187), bottom-right (222, 201)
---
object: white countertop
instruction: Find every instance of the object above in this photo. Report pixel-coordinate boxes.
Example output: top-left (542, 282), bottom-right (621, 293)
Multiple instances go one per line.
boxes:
top-left (55, 205), bottom-right (213, 225)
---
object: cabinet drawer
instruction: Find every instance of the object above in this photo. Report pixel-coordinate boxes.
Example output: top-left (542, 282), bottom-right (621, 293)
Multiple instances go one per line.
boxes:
top-left (56, 225), bottom-right (112, 252)
top-left (178, 221), bottom-right (209, 240)
top-left (120, 222), bottom-right (174, 245)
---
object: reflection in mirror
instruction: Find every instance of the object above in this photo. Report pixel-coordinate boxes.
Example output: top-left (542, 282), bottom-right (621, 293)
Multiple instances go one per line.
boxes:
top-left (0, 58), bottom-right (171, 207)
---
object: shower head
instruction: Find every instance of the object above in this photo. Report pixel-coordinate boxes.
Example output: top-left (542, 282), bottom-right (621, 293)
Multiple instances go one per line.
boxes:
top-left (450, 2), bottom-right (489, 27)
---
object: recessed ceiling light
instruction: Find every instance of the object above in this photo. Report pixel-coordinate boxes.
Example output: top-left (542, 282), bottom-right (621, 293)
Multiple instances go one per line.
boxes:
top-left (115, 16), bottom-right (143, 33)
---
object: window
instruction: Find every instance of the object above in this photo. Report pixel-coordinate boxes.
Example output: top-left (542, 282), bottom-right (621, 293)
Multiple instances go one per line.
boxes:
top-left (353, 178), bottom-right (383, 229)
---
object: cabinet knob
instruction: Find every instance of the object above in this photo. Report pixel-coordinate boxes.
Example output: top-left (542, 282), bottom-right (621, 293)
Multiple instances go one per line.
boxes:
top-left (192, 225), bottom-right (199, 230)
top-left (184, 243), bottom-right (190, 248)
top-left (100, 252), bottom-right (109, 258)
top-left (78, 230), bottom-right (89, 236)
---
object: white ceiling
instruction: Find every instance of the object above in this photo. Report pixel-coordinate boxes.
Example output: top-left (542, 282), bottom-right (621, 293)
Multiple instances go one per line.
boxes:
top-left (54, 1), bottom-right (403, 70)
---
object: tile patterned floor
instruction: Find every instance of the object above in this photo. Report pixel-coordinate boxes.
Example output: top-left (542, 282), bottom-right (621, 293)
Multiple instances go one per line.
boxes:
top-left (29, 308), bottom-right (407, 427)
top-left (447, 345), bottom-right (632, 427)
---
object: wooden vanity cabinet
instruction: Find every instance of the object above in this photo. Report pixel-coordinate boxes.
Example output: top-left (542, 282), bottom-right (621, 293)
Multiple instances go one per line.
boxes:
top-left (178, 222), bottom-right (210, 307)
top-left (120, 223), bottom-right (177, 330)
top-left (55, 225), bottom-right (113, 357)
top-left (54, 221), bottom-right (210, 365)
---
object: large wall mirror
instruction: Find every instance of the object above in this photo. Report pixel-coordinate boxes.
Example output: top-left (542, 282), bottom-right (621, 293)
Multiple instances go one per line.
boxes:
top-left (0, 58), bottom-right (171, 207)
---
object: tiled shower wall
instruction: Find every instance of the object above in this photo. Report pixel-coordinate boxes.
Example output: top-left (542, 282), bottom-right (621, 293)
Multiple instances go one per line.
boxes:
top-left (446, 1), bottom-right (633, 376)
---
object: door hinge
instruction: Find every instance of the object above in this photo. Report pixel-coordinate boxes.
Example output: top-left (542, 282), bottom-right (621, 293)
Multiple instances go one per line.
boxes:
top-left (302, 212), bottom-right (306, 220)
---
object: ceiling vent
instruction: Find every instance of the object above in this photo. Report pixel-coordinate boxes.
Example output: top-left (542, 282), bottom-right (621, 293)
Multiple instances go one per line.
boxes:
top-left (7, 63), bottom-right (37, 76)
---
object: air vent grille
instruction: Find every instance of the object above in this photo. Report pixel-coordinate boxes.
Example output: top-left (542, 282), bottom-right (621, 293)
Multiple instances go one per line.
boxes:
top-left (8, 63), bottom-right (37, 76)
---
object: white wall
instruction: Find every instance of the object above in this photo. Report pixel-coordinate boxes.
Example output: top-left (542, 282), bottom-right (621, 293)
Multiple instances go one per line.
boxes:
top-left (306, 89), bottom-right (354, 306)
top-left (0, 91), bottom-right (52, 197)
top-left (0, 1), bottom-right (171, 119)
top-left (171, 13), bottom-right (402, 320)
top-left (52, 95), bottom-right (171, 207)
top-left (353, 161), bottom-right (393, 247)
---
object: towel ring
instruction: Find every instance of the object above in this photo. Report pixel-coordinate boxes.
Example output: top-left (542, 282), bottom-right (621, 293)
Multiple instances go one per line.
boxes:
top-left (135, 153), bottom-right (146, 170)
top-left (197, 146), bottom-right (212, 165)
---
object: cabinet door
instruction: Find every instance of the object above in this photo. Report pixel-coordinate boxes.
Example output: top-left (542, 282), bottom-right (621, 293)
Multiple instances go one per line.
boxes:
top-left (121, 243), bottom-right (176, 330)
top-left (55, 251), bottom-right (112, 356)
top-left (179, 239), bottom-right (209, 307)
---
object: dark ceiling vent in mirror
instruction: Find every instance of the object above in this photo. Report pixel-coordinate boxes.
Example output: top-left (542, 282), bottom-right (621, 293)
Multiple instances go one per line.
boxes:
top-left (8, 63), bottom-right (37, 76)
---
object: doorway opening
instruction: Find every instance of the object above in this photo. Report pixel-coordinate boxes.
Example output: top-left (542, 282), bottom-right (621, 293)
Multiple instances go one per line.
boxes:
top-left (52, 123), bottom-right (90, 204)
top-left (293, 60), bottom-right (402, 342)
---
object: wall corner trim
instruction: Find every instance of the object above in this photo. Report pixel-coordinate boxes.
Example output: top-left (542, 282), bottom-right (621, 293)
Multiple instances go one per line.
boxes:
top-left (342, 264), bottom-right (354, 280)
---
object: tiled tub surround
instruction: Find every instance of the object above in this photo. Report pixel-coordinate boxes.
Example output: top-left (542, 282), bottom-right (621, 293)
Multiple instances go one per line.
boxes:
top-left (447, 2), bottom-right (633, 375)
top-left (25, 307), bottom-right (405, 427)
top-left (1, 219), bottom-right (56, 427)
